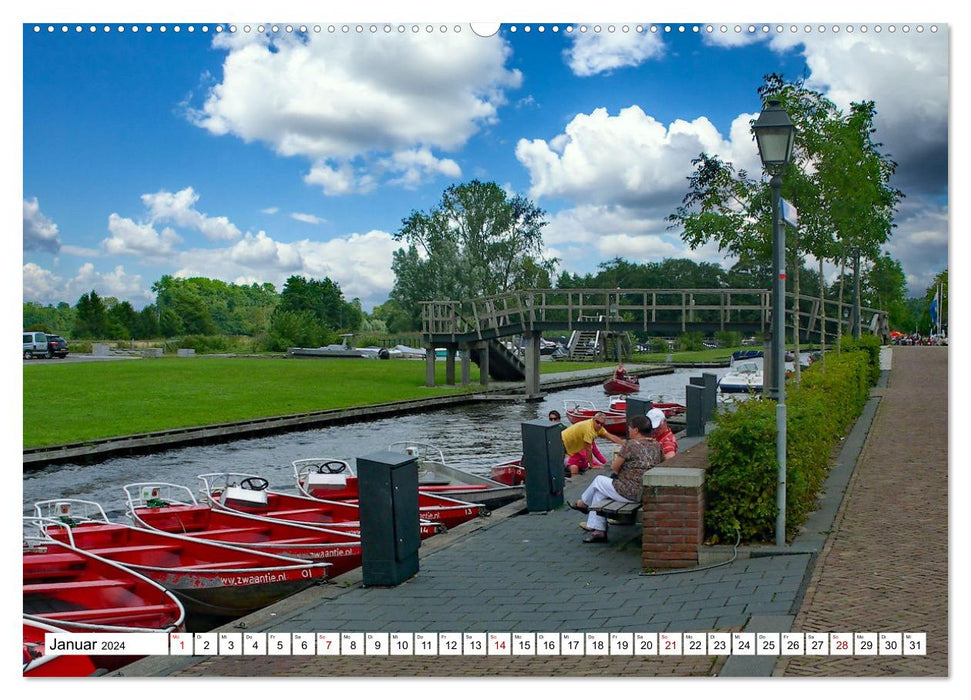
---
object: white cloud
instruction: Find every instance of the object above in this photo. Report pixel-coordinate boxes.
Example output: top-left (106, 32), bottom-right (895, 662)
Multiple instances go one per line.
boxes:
top-left (190, 30), bottom-right (520, 194)
top-left (23, 198), bottom-right (61, 254)
top-left (142, 187), bottom-right (242, 241)
top-left (516, 105), bottom-right (756, 211)
top-left (381, 148), bottom-right (462, 189)
top-left (769, 30), bottom-right (948, 196)
top-left (291, 213), bottom-right (324, 225)
top-left (172, 229), bottom-right (404, 308)
top-left (227, 231), bottom-right (304, 269)
top-left (565, 30), bottom-right (665, 77)
top-left (102, 214), bottom-right (182, 257)
top-left (22, 263), bottom-right (62, 303)
top-left (23, 261), bottom-right (152, 307)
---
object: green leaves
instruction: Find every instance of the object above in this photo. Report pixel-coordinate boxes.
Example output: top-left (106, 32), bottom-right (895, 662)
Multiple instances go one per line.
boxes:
top-left (705, 350), bottom-right (873, 544)
top-left (390, 180), bottom-right (555, 328)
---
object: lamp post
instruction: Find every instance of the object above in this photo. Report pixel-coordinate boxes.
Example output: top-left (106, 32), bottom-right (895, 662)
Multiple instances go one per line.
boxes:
top-left (753, 97), bottom-right (796, 547)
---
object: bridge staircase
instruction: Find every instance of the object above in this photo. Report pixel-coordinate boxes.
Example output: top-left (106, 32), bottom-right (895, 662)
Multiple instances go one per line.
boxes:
top-left (468, 338), bottom-right (526, 381)
top-left (567, 329), bottom-right (601, 361)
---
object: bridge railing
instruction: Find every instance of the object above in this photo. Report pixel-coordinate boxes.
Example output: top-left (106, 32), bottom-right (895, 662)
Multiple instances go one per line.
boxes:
top-left (422, 288), bottom-right (887, 345)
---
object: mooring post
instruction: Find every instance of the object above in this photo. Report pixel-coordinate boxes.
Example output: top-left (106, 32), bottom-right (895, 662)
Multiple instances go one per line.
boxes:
top-left (685, 384), bottom-right (705, 437)
top-left (425, 343), bottom-right (436, 388)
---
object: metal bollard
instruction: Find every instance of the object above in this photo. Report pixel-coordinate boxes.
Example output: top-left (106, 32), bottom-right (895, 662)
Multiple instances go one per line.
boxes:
top-left (357, 451), bottom-right (421, 586)
top-left (685, 384), bottom-right (706, 437)
top-left (625, 397), bottom-right (654, 431)
top-left (521, 420), bottom-right (565, 512)
top-left (701, 373), bottom-right (718, 422)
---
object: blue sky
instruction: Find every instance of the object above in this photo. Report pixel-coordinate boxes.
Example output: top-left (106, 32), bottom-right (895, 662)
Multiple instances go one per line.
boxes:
top-left (19, 6), bottom-right (951, 313)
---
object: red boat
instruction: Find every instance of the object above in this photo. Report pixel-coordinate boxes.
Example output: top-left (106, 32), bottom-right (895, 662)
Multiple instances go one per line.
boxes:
top-left (198, 472), bottom-right (447, 538)
top-left (388, 442), bottom-right (523, 509)
top-left (288, 457), bottom-right (483, 529)
top-left (23, 619), bottom-right (103, 677)
top-left (603, 367), bottom-right (639, 394)
top-left (23, 517), bottom-right (185, 635)
top-left (124, 482), bottom-right (363, 577)
top-left (564, 400), bottom-right (628, 435)
top-left (487, 457), bottom-right (524, 486)
top-left (607, 396), bottom-right (687, 418)
top-left (24, 516), bottom-right (185, 673)
top-left (32, 500), bottom-right (329, 619)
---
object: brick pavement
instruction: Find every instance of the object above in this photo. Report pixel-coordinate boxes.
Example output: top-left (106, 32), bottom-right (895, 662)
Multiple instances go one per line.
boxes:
top-left (115, 346), bottom-right (948, 679)
top-left (776, 346), bottom-right (948, 676)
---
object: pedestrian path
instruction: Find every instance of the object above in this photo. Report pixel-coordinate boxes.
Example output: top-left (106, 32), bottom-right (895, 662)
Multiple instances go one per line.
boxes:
top-left (117, 346), bottom-right (948, 679)
top-left (775, 346), bottom-right (948, 676)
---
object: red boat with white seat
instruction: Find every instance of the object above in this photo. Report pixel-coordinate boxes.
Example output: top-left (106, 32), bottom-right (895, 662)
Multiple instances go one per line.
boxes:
top-left (32, 500), bottom-right (329, 619)
top-left (124, 482), bottom-right (363, 577)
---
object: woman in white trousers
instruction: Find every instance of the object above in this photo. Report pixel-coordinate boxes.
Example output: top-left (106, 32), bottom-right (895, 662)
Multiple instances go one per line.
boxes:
top-left (568, 414), bottom-right (662, 543)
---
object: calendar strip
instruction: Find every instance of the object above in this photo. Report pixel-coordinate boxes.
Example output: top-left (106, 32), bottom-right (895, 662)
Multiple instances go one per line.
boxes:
top-left (45, 631), bottom-right (927, 657)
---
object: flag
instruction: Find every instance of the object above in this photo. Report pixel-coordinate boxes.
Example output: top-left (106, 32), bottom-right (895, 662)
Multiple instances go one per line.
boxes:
top-left (929, 285), bottom-right (939, 331)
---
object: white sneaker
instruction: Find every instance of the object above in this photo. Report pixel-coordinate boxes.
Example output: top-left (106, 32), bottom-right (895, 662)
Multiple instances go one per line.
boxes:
top-left (579, 522), bottom-right (595, 531)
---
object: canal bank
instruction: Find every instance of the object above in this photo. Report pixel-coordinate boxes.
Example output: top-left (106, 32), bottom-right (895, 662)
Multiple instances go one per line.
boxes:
top-left (23, 364), bottom-right (675, 469)
top-left (112, 346), bottom-right (946, 679)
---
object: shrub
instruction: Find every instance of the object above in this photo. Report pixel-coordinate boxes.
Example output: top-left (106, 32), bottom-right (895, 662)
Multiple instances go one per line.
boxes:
top-left (838, 334), bottom-right (882, 386)
top-left (704, 350), bottom-right (871, 543)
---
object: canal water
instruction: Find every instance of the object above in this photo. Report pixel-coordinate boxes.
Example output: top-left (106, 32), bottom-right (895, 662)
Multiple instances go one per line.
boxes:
top-left (23, 367), bottom-right (734, 519)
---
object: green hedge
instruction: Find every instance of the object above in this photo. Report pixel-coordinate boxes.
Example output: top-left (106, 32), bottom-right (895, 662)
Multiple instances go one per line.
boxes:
top-left (705, 349), bottom-right (874, 543)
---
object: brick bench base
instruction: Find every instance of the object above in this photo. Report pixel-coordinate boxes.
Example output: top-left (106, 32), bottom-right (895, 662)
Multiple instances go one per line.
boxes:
top-left (641, 467), bottom-right (705, 570)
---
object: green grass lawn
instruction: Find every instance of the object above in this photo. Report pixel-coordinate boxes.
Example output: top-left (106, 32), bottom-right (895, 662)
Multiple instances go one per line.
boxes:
top-left (23, 351), bottom-right (743, 448)
top-left (23, 358), bottom-right (487, 448)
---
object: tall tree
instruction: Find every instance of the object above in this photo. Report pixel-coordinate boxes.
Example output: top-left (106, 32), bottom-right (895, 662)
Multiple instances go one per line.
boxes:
top-left (670, 74), bottom-right (901, 360)
top-left (73, 290), bottom-right (108, 338)
top-left (391, 180), bottom-right (555, 329)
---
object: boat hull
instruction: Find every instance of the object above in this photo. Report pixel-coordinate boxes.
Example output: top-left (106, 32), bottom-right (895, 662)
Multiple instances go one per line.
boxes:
top-left (23, 621), bottom-right (103, 677)
top-left (199, 476), bottom-right (446, 538)
top-left (602, 377), bottom-right (639, 394)
top-left (39, 521), bottom-right (328, 620)
top-left (127, 494), bottom-right (364, 578)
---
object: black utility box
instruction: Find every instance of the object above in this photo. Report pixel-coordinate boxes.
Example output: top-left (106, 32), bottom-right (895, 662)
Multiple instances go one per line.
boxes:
top-left (357, 451), bottom-right (421, 586)
top-left (521, 420), bottom-right (565, 512)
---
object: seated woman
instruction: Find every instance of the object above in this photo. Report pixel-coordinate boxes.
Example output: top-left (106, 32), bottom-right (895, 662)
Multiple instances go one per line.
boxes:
top-left (567, 414), bottom-right (662, 543)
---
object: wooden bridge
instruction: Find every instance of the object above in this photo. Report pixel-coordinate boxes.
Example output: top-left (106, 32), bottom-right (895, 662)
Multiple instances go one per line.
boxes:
top-left (420, 288), bottom-right (888, 395)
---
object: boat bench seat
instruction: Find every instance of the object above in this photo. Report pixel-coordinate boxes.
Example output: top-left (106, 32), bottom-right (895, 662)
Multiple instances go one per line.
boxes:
top-left (24, 578), bottom-right (135, 594)
top-left (592, 499), bottom-right (642, 525)
top-left (267, 536), bottom-right (331, 545)
top-left (177, 560), bottom-right (260, 570)
top-left (267, 508), bottom-right (329, 518)
top-left (90, 544), bottom-right (181, 556)
top-left (197, 526), bottom-right (268, 538)
top-left (42, 604), bottom-right (176, 622)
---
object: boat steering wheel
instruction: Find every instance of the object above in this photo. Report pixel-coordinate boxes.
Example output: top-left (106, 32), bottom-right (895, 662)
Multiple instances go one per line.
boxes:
top-left (238, 477), bottom-right (269, 491)
top-left (314, 460), bottom-right (348, 475)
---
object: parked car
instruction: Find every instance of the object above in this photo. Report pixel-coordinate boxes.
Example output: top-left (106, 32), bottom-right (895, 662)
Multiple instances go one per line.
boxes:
top-left (46, 334), bottom-right (69, 358)
top-left (22, 331), bottom-right (49, 359)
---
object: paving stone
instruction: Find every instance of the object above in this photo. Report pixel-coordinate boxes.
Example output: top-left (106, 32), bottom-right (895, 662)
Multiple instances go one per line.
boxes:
top-left (112, 347), bottom-right (946, 680)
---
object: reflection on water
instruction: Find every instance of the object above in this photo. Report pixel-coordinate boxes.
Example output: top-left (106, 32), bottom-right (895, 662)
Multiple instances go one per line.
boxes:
top-left (23, 368), bottom-right (733, 518)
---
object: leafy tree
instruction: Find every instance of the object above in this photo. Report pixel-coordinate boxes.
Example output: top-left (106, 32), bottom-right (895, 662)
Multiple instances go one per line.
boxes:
top-left (275, 275), bottom-right (359, 332)
top-left (73, 290), bottom-right (108, 338)
top-left (390, 180), bottom-right (555, 329)
top-left (670, 74), bottom-right (901, 364)
top-left (105, 299), bottom-right (139, 339)
top-left (23, 301), bottom-right (74, 334)
top-left (266, 310), bottom-right (334, 351)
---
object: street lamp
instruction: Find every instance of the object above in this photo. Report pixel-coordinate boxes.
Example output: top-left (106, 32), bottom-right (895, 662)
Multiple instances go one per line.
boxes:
top-left (753, 96), bottom-right (796, 547)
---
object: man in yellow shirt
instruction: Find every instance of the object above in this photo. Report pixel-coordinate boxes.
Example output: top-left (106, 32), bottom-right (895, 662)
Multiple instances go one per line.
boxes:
top-left (561, 412), bottom-right (625, 477)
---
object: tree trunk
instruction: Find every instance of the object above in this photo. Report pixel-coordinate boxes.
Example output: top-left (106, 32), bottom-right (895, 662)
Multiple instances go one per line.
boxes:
top-left (837, 252), bottom-right (846, 354)
top-left (819, 257), bottom-right (826, 370)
